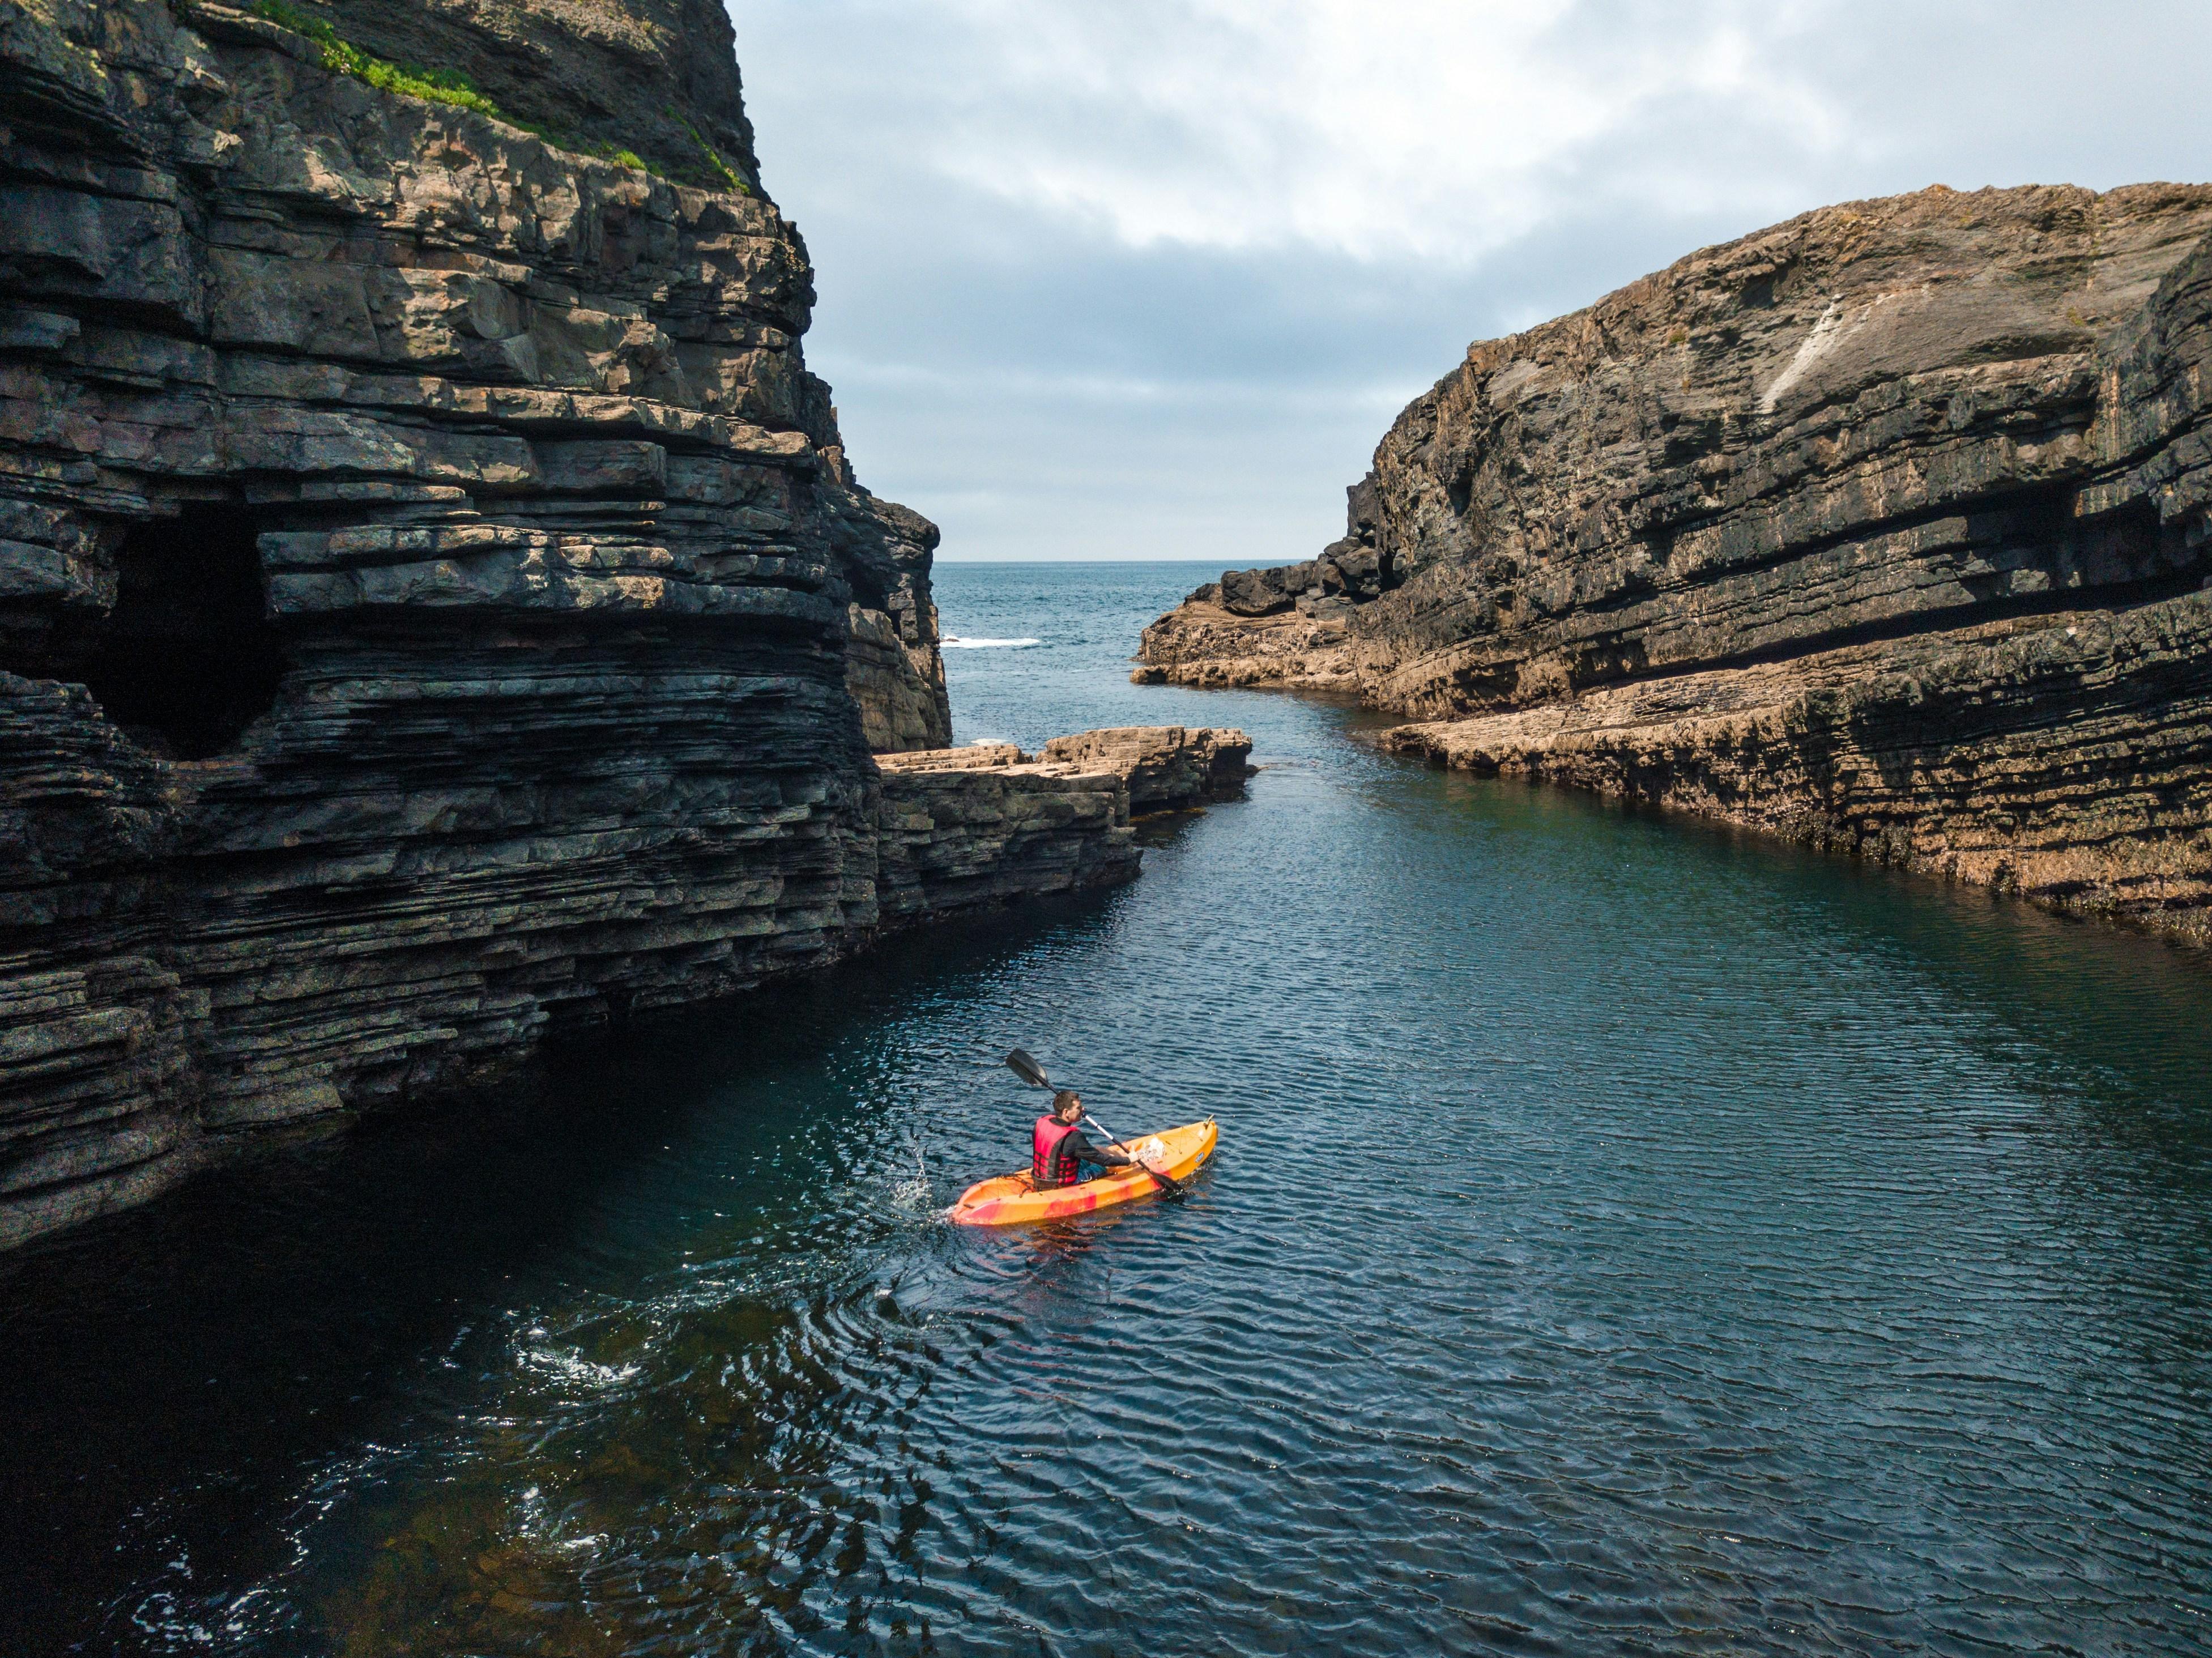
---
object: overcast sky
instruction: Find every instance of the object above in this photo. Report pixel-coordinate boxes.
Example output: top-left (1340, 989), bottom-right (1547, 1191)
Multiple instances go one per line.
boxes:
top-left (730, 1), bottom-right (2211, 564)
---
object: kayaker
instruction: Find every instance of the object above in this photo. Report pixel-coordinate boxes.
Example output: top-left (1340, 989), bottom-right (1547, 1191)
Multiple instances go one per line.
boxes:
top-left (1032, 1090), bottom-right (1137, 1190)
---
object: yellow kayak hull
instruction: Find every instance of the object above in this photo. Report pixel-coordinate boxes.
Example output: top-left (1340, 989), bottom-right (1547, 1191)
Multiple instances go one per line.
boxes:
top-left (949, 1119), bottom-right (1216, 1226)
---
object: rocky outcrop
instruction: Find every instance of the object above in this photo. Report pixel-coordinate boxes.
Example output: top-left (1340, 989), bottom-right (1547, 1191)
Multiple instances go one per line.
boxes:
top-left (309, 0), bottom-right (765, 193)
top-left (0, 0), bottom-right (994, 1248)
top-left (880, 723), bottom-right (1251, 804)
top-left (872, 745), bottom-right (1140, 919)
top-left (1142, 183), bottom-right (2212, 941)
top-left (1385, 599), bottom-right (2212, 942)
top-left (868, 726), bottom-right (1251, 916)
top-left (1136, 596), bottom-right (1357, 692)
top-left (1035, 725), bottom-right (1254, 812)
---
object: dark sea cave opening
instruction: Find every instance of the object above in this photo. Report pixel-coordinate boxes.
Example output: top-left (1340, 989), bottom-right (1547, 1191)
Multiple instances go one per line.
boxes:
top-left (80, 501), bottom-right (287, 760)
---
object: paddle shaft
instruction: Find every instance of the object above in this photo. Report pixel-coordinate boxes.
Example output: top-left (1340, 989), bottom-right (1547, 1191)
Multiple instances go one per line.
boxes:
top-left (1082, 1116), bottom-right (1185, 1196)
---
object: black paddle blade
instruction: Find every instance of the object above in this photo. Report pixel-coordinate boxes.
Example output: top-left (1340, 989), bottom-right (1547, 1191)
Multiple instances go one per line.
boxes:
top-left (1005, 1048), bottom-right (1050, 1089)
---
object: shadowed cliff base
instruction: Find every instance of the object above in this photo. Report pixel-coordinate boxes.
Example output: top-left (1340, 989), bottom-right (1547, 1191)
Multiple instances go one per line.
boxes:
top-left (1139, 182), bottom-right (2212, 947)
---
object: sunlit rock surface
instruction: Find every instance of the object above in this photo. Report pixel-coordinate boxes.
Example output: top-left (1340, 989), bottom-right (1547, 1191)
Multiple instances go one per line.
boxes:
top-left (1141, 184), bottom-right (2212, 942)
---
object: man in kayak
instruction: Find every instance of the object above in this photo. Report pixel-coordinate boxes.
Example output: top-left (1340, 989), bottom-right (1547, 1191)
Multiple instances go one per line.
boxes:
top-left (1032, 1090), bottom-right (1138, 1190)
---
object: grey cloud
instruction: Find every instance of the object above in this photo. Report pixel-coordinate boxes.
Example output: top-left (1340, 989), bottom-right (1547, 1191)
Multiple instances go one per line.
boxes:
top-left (733, 1), bottom-right (2212, 562)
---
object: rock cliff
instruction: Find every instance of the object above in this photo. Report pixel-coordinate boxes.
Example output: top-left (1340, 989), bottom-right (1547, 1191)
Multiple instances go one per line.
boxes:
top-left (0, 0), bottom-right (1043, 1247)
top-left (1141, 184), bottom-right (2212, 943)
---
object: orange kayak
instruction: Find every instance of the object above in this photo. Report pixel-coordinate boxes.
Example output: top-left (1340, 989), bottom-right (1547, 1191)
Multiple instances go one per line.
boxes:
top-left (949, 1119), bottom-right (1217, 1226)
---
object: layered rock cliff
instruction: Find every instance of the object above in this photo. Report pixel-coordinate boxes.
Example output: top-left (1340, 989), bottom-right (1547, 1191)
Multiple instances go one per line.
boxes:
top-left (0, 0), bottom-right (1061, 1247)
top-left (1141, 184), bottom-right (2212, 943)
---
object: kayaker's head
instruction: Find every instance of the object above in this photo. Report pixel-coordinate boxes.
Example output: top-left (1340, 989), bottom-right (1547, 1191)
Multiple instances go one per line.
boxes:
top-left (1051, 1090), bottom-right (1082, 1124)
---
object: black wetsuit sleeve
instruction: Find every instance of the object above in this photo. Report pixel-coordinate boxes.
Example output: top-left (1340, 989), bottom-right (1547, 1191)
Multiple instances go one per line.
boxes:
top-left (1063, 1131), bottom-right (1133, 1169)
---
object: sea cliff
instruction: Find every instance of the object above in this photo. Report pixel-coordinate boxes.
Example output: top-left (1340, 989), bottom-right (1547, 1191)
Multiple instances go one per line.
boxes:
top-left (0, 0), bottom-right (1241, 1246)
top-left (1140, 184), bottom-right (2212, 944)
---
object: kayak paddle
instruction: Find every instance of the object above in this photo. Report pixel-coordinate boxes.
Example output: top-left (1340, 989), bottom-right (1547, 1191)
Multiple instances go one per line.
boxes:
top-left (1003, 1048), bottom-right (1186, 1197)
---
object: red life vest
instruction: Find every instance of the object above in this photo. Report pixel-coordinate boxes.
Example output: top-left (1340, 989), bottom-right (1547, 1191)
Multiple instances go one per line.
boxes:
top-left (1033, 1115), bottom-right (1082, 1188)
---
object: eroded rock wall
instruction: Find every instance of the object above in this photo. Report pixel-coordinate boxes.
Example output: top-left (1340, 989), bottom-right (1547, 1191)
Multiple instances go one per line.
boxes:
top-left (1142, 184), bottom-right (2212, 940)
top-left (311, 0), bottom-right (764, 192)
top-left (877, 726), bottom-right (1252, 799)
top-left (0, 0), bottom-right (957, 1246)
top-left (870, 726), bottom-right (1252, 915)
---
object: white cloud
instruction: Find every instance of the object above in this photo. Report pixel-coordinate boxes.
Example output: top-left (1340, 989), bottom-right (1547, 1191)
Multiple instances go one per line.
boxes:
top-left (849, 0), bottom-right (1852, 261)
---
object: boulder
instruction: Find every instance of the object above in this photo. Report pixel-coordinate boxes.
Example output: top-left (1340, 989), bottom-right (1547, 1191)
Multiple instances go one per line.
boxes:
top-left (1218, 566), bottom-right (1293, 616)
top-left (1320, 538), bottom-right (1382, 599)
top-left (1218, 560), bottom-right (1322, 616)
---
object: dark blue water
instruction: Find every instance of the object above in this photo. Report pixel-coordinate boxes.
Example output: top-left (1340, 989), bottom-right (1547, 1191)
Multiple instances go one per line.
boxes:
top-left (3, 561), bottom-right (2210, 1656)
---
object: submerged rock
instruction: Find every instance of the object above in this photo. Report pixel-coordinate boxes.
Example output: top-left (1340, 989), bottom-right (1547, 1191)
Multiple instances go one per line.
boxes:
top-left (1140, 182), bottom-right (2212, 943)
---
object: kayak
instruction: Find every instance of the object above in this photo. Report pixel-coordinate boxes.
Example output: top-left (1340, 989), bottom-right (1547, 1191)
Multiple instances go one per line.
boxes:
top-left (949, 1119), bottom-right (1217, 1226)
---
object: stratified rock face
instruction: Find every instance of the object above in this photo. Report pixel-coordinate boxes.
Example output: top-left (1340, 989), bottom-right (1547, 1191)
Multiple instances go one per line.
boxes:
top-left (1383, 600), bottom-right (2212, 943)
top-left (879, 725), bottom-right (1254, 815)
top-left (1137, 593), bottom-right (1358, 692)
top-left (872, 746), bottom-right (1142, 921)
top-left (0, 0), bottom-right (966, 1246)
top-left (1143, 183), bottom-right (2212, 940)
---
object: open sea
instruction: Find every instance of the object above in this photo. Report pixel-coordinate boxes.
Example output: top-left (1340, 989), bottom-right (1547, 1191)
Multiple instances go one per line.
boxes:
top-left (3, 560), bottom-right (2210, 1656)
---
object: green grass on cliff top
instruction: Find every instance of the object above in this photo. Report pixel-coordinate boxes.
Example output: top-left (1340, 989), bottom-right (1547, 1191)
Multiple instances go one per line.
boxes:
top-left (248, 1), bottom-right (748, 193)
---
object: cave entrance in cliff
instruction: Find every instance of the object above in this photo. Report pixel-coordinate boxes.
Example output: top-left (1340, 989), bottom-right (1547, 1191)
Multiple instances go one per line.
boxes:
top-left (79, 501), bottom-right (287, 760)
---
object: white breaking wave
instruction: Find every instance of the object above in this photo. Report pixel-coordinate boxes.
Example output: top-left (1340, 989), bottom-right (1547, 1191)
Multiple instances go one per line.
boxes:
top-left (941, 636), bottom-right (1041, 649)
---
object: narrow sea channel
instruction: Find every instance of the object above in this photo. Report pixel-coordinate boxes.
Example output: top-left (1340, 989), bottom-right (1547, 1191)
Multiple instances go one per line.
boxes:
top-left (4, 561), bottom-right (2209, 1656)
